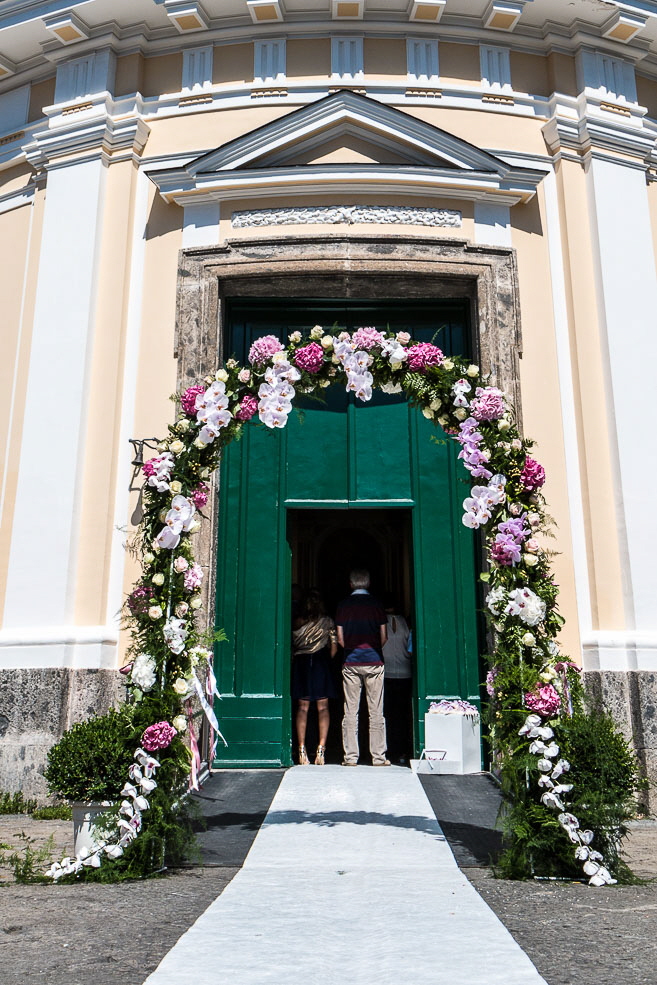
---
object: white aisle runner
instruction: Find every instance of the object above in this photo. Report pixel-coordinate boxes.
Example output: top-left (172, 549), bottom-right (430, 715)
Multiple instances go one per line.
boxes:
top-left (144, 766), bottom-right (547, 985)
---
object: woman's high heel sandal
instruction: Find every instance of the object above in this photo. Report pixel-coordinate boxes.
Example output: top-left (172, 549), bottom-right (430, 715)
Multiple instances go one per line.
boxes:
top-left (298, 745), bottom-right (310, 765)
top-left (315, 745), bottom-right (325, 766)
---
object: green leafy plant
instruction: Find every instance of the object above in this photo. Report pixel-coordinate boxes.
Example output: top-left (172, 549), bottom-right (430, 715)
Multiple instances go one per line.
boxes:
top-left (496, 704), bottom-right (646, 883)
top-left (5, 833), bottom-right (55, 884)
top-left (30, 805), bottom-right (73, 821)
top-left (44, 707), bottom-right (139, 803)
top-left (0, 791), bottom-right (37, 815)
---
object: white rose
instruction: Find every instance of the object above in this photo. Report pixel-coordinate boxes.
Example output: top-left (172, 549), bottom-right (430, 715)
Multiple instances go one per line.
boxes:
top-left (271, 351), bottom-right (286, 364)
top-left (172, 715), bottom-right (187, 732)
top-left (528, 512), bottom-right (541, 528)
top-left (148, 605), bottom-right (163, 620)
top-left (310, 325), bottom-right (323, 340)
top-left (321, 335), bottom-right (334, 349)
top-left (466, 364), bottom-right (479, 378)
top-left (238, 369), bottom-right (251, 384)
top-left (144, 552), bottom-right (155, 566)
top-left (511, 438), bottom-right (522, 451)
top-left (169, 480), bottom-right (182, 495)
top-left (320, 379), bottom-right (331, 388)
top-left (438, 415), bottom-right (450, 427)
top-left (526, 538), bottom-right (539, 553)
top-left (170, 439), bottom-right (185, 455)
top-left (177, 419), bottom-right (190, 433)
top-left (226, 359), bottom-right (238, 370)
top-left (157, 441), bottom-right (169, 452)
top-left (523, 553), bottom-right (539, 567)
top-left (453, 408), bottom-right (467, 421)
top-left (200, 468), bottom-right (210, 479)
top-left (173, 678), bottom-right (189, 695)
top-left (152, 573), bottom-right (165, 586)
top-left (175, 602), bottom-right (189, 618)
top-left (190, 596), bottom-right (203, 610)
top-left (429, 398), bottom-right (442, 411)
top-left (497, 418), bottom-right (511, 432)
top-left (216, 369), bottom-right (229, 382)
top-left (193, 437), bottom-right (205, 449)
top-left (422, 407), bottom-right (434, 419)
top-left (289, 331), bottom-right (302, 344)
top-left (521, 632), bottom-right (536, 647)
top-left (174, 556), bottom-right (189, 572)
top-left (442, 358), bottom-right (454, 371)
top-left (390, 360), bottom-right (403, 372)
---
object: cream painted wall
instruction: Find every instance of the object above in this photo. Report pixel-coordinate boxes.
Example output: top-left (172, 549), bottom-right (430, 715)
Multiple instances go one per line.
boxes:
top-left (73, 160), bottom-right (141, 626)
top-left (0, 193), bottom-right (43, 616)
top-left (511, 185), bottom-right (581, 661)
top-left (553, 159), bottom-right (625, 632)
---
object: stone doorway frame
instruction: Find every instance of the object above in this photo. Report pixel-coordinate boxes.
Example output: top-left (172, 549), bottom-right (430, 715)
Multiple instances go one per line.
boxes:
top-left (174, 233), bottom-right (522, 636)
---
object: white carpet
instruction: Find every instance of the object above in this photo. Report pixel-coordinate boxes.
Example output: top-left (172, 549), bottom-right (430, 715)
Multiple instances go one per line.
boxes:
top-left (144, 766), bottom-right (547, 985)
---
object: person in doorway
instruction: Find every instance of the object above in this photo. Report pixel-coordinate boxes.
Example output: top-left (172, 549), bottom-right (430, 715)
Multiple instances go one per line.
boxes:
top-left (382, 599), bottom-right (412, 766)
top-left (335, 569), bottom-right (389, 766)
top-left (291, 590), bottom-right (338, 766)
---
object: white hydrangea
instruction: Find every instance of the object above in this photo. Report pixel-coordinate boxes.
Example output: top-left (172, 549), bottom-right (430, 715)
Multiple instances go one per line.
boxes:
top-left (130, 653), bottom-right (157, 692)
top-left (505, 587), bottom-right (547, 627)
top-left (486, 586), bottom-right (507, 616)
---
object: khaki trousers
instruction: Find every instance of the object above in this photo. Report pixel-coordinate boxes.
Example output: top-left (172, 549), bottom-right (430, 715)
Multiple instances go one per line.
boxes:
top-left (342, 663), bottom-right (387, 765)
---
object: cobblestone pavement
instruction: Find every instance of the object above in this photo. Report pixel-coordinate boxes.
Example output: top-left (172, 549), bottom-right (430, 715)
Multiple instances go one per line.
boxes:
top-left (0, 815), bottom-right (655, 985)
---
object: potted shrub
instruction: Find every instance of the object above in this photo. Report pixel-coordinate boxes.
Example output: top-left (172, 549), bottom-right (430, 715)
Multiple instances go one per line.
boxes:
top-left (44, 707), bottom-right (138, 854)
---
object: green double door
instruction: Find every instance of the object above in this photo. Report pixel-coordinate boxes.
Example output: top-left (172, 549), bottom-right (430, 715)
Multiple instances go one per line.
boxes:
top-left (214, 299), bottom-right (481, 767)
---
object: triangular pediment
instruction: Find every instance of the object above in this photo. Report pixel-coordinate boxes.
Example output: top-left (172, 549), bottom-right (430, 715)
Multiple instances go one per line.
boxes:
top-left (150, 91), bottom-right (545, 206)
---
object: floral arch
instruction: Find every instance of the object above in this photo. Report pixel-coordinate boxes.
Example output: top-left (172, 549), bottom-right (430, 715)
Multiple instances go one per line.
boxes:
top-left (49, 327), bottom-right (622, 885)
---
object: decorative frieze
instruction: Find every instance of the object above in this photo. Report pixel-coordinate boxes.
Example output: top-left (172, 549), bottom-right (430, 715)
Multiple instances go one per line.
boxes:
top-left (232, 205), bottom-right (462, 228)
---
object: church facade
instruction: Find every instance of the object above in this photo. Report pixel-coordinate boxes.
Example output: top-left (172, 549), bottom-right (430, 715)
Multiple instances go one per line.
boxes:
top-left (1, 0), bottom-right (657, 796)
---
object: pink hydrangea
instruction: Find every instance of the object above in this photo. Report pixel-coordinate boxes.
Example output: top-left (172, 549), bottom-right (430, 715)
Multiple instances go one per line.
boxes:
top-left (236, 394), bottom-right (258, 421)
top-left (351, 326), bottom-right (386, 351)
top-left (406, 343), bottom-right (444, 372)
top-left (521, 457), bottom-right (546, 492)
top-left (294, 342), bottom-right (324, 373)
top-left (184, 563), bottom-right (203, 590)
top-left (142, 459), bottom-right (156, 478)
top-left (127, 585), bottom-right (150, 616)
top-left (248, 335), bottom-right (283, 366)
top-left (142, 720), bottom-right (177, 752)
top-left (470, 386), bottom-right (506, 422)
top-left (525, 683), bottom-right (561, 718)
top-left (181, 385), bottom-right (205, 418)
top-left (191, 483), bottom-right (209, 510)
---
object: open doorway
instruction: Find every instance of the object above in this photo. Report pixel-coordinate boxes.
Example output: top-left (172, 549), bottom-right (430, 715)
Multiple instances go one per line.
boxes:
top-left (287, 508), bottom-right (414, 764)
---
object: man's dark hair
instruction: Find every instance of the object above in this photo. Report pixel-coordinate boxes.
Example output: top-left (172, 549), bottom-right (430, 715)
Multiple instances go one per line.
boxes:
top-left (349, 568), bottom-right (370, 590)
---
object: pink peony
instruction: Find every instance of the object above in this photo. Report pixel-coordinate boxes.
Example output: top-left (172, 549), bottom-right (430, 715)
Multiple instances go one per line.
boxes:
top-left (142, 720), bottom-right (177, 752)
top-left (470, 386), bottom-right (506, 422)
top-left (235, 394), bottom-right (258, 421)
top-left (127, 585), bottom-right (150, 616)
top-left (294, 342), bottom-right (325, 373)
top-left (181, 385), bottom-right (205, 417)
top-left (406, 342), bottom-right (444, 372)
top-left (521, 457), bottom-right (546, 492)
top-left (184, 563), bottom-right (203, 590)
top-left (191, 483), bottom-right (209, 510)
top-left (351, 326), bottom-right (386, 351)
top-left (248, 335), bottom-right (283, 366)
top-left (525, 683), bottom-right (561, 718)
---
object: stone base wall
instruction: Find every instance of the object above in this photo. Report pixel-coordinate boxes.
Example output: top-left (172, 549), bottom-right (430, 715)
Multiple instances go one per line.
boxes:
top-left (0, 668), bottom-right (123, 800)
top-left (584, 670), bottom-right (657, 813)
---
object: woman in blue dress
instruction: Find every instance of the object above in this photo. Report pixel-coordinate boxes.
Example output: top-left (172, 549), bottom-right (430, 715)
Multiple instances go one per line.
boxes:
top-left (291, 590), bottom-right (338, 765)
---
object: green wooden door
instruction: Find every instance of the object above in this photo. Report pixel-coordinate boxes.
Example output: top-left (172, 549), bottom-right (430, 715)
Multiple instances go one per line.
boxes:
top-left (214, 300), bottom-right (481, 767)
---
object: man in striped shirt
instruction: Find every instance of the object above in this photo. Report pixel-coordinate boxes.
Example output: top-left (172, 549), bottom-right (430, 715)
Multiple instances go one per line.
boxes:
top-left (336, 569), bottom-right (390, 766)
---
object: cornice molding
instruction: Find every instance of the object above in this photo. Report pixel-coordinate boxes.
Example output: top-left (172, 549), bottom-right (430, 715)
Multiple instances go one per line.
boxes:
top-left (24, 105), bottom-right (150, 170)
